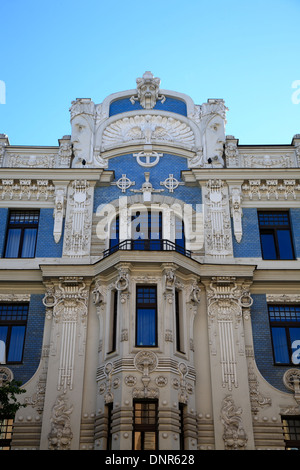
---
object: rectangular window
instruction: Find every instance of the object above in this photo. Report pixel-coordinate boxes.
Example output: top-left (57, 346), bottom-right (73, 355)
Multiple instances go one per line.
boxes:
top-left (179, 403), bottom-right (186, 450)
top-left (136, 286), bottom-right (157, 347)
top-left (0, 303), bottom-right (28, 363)
top-left (133, 400), bottom-right (158, 450)
top-left (175, 290), bottom-right (184, 353)
top-left (108, 291), bottom-right (118, 353)
top-left (109, 216), bottom-right (119, 251)
top-left (268, 304), bottom-right (300, 365)
top-left (4, 210), bottom-right (39, 258)
top-left (282, 416), bottom-right (300, 450)
top-left (106, 403), bottom-right (113, 450)
top-left (258, 211), bottom-right (295, 260)
top-left (0, 418), bottom-right (14, 450)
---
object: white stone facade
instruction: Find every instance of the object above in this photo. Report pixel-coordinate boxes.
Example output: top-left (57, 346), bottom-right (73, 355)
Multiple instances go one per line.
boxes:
top-left (0, 73), bottom-right (300, 451)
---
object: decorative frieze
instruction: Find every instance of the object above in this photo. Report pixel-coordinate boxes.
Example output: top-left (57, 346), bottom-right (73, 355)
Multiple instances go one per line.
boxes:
top-left (0, 179), bottom-right (55, 201)
top-left (6, 153), bottom-right (56, 168)
top-left (242, 153), bottom-right (295, 168)
top-left (0, 293), bottom-right (31, 302)
top-left (266, 294), bottom-right (300, 303)
top-left (242, 179), bottom-right (300, 201)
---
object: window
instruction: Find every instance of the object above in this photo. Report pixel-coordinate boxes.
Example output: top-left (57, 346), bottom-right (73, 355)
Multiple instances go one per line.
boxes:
top-left (0, 304), bottom-right (28, 363)
top-left (258, 211), bottom-right (295, 260)
top-left (136, 286), bottom-right (157, 347)
top-left (133, 400), bottom-right (158, 450)
top-left (108, 212), bottom-right (186, 253)
top-left (175, 216), bottom-right (185, 253)
top-left (131, 210), bottom-right (162, 251)
top-left (268, 304), bottom-right (300, 365)
top-left (0, 418), bottom-right (14, 450)
top-left (282, 416), bottom-right (300, 450)
top-left (109, 216), bottom-right (119, 252)
top-left (4, 210), bottom-right (39, 258)
top-left (175, 290), bottom-right (184, 353)
top-left (108, 291), bottom-right (118, 353)
top-left (106, 403), bottom-right (113, 450)
top-left (179, 403), bottom-right (186, 450)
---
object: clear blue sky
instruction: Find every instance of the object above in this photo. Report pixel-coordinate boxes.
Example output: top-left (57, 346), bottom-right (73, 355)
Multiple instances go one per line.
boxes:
top-left (0, 0), bottom-right (299, 146)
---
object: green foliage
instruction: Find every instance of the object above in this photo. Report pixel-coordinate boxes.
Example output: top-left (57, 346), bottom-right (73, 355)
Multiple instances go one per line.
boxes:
top-left (0, 380), bottom-right (26, 421)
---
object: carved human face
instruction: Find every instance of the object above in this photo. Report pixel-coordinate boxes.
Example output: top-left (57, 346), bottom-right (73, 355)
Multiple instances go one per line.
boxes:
top-left (71, 114), bottom-right (93, 162)
top-left (205, 115), bottom-right (225, 161)
top-left (138, 81), bottom-right (159, 109)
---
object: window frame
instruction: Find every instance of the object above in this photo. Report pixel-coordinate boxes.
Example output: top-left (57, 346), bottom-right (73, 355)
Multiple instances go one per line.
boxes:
top-left (282, 415), bottom-right (300, 450)
top-left (175, 289), bottom-right (185, 354)
top-left (106, 402), bottom-right (113, 450)
top-left (268, 303), bottom-right (300, 366)
top-left (4, 209), bottom-right (40, 259)
top-left (131, 210), bottom-right (163, 251)
top-left (258, 210), bottom-right (295, 260)
top-left (0, 418), bottom-right (14, 450)
top-left (132, 399), bottom-right (158, 451)
top-left (135, 285), bottom-right (157, 348)
top-left (0, 303), bottom-right (29, 364)
top-left (107, 290), bottom-right (118, 354)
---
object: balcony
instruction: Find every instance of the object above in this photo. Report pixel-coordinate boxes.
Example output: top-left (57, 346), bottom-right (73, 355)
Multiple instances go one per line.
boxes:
top-left (102, 239), bottom-right (191, 259)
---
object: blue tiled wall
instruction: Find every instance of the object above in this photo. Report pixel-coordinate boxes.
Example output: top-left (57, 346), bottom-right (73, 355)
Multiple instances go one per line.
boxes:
top-left (232, 208), bottom-right (262, 258)
top-left (251, 294), bottom-right (290, 393)
top-left (290, 208), bottom-right (300, 258)
top-left (109, 96), bottom-right (187, 117)
top-left (94, 154), bottom-right (202, 212)
top-left (9, 294), bottom-right (45, 385)
top-left (35, 208), bottom-right (64, 258)
top-left (0, 208), bottom-right (9, 257)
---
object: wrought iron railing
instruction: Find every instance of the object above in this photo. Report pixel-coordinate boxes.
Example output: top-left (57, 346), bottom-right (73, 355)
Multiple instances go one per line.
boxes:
top-left (102, 239), bottom-right (192, 259)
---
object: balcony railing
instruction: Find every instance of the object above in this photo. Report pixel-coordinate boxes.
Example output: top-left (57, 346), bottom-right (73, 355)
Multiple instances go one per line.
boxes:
top-left (102, 239), bottom-right (192, 259)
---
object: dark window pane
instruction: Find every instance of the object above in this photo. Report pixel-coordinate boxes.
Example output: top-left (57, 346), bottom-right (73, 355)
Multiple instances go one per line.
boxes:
top-left (0, 304), bottom-right (28, 363)
top-left (109, 216), bottom-right (119, 249)
top-left (5, 210), bottom-right (39, 259)
top-left (5, 228), bottom-right (21, 257)
top-left (269, 304), bottom-right (300, 322)
top-left (137, 308), bottom-right (156, 346)
top-left (271, 327), bottom-right (290, 363)
top-left (277, 230), bottom-right (294, 259)
top-left (261, 233), bottom-right (277, 259)
top-left (175, 217), bottom-right (185, 249)
top-left (21, 228), bottom-right (37, 257)
top-left (259, 212), bottom-right (289, 226)
top-left (7, 326), bottom-right (26, 362)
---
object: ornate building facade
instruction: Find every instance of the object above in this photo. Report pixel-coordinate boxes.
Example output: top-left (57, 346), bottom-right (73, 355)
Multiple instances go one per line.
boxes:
top-left (0, 72), bottom-right (300, 450)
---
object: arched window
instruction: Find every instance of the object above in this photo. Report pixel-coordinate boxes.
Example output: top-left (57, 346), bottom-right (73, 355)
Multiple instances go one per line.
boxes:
top-left (106, 209), bottom-right (188, 257)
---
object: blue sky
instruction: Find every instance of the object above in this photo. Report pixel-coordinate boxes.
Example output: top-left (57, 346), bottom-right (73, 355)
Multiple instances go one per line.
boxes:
top-left (0, 0), bottom-right (299, 146)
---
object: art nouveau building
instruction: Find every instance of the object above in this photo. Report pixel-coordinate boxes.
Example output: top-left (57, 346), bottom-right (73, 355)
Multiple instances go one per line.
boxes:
top-left (0, 72), bottom-right (300, 450)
